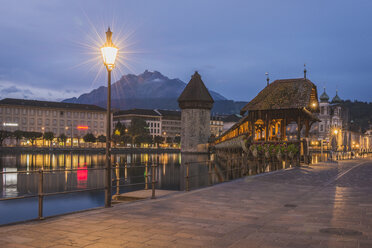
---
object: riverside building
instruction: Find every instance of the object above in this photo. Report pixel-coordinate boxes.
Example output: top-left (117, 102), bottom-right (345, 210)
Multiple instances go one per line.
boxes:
top-left (0, 98), bottom-right (107, 146)
top-left (113, 108), bottom-right (226, 140)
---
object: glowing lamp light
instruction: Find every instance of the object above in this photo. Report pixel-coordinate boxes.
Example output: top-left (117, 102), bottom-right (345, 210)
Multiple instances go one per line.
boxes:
top-left (312, 102), bottom-right (317, 108)
top-left (101, 28), bottom-right (118, 71)
top-left (77, 125), bottom-right (89, 130)
top-left (333, 129), bottom-right (338, 135)
top-left (3, 122), bottom-right (18, 127)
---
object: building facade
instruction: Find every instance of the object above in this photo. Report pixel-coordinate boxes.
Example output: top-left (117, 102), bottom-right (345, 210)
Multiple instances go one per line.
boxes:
top-left (113, 109), bottom-right (162, 138)
top-left (314, 89), bottom-right (344, 140)
top-left (210, 116), bottom-right (224, 137)
top-left (113, 108), bottom-right (226, 141)
top-left (0, 98), bottom-right (107, 145)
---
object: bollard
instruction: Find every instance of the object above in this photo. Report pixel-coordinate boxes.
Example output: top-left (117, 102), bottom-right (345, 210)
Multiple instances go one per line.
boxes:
top-left (151, 163), bottom-right (156, 199)
top-left (186, 163), bottom-right (190, 191)
top-left (38, 169), bottom-right (44, 220)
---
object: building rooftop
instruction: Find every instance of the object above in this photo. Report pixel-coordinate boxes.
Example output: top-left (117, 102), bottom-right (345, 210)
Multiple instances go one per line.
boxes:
top-left (331, 91), bottom-right (342, 104)
top-left (155, 109), bottom-right (181, 117)
top-left (319, 88), bottom-right (330, 102)
top-left (0, 98), bottom-right (106, 111)
top-left (114, 109), bottom-right (161, 116)
top-left (241, 78), bottom-right (319, 114)
top-left (222, 114), bottom-right (242, 122)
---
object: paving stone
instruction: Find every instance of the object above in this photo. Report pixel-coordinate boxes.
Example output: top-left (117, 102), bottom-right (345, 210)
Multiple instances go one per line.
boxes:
top-left (1, 158), bottom-right (372, 247)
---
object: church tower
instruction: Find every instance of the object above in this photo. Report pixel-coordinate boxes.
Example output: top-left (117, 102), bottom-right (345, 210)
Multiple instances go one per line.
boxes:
top-left (178, 72), bottom-right (214, 153)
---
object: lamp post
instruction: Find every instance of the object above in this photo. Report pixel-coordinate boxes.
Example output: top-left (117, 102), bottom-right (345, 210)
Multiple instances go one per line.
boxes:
top-left (101, 28), bottom-right (118, 208)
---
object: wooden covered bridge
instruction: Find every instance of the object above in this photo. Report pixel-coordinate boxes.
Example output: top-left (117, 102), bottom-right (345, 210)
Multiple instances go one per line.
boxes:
top-left (212, 77), bottom-right (320, 173)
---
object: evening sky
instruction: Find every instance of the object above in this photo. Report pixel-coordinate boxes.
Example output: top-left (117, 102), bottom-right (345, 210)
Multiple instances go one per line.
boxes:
top-left (0, 0), bottom-right (371, 102)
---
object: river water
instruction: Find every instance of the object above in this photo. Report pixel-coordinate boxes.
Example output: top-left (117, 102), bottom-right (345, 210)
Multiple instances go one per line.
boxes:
top-left (0, 152), bottom-right (203, 225)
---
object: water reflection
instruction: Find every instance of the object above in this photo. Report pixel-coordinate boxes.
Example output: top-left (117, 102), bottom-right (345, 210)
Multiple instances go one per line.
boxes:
top-left (0, 153), bottom-right (185, 198)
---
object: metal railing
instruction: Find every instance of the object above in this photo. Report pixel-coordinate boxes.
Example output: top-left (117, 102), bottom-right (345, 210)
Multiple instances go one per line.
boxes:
top-left (184, 159), bottom-right (252, 192)
top-left (0, 162), bottom-right (158, 221)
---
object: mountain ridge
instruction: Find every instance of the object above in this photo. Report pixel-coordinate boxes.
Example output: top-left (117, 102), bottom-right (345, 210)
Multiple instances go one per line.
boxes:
top-left (62, 70), bottom-right (246, 114)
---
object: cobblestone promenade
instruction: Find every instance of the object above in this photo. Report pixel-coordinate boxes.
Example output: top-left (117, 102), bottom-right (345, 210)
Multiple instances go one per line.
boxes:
top-left (1, 158), bottom-right (372, 247)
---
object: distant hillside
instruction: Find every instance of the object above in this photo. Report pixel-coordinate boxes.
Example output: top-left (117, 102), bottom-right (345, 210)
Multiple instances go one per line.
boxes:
top-left (341, 100), bottom-right (372, 132)
top-left (63, 70), bottom-right (246, 114)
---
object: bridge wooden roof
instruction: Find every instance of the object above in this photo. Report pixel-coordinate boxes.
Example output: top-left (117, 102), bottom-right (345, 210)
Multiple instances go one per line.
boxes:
top-left (240, 78), bottom-right (319, 114)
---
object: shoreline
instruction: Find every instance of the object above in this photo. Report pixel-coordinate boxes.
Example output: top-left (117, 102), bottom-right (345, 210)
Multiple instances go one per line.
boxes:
top-left (0, 146), bottom-right (181, 154)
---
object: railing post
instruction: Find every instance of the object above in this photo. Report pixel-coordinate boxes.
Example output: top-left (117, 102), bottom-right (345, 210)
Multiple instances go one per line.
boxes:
top-left (151, 162), bottom-right (156, 199)
top-left (208, 161), bottom-right (212, 186)
top-left (186, 163), bottom-right (190, 192)
top-left (38, 169), bottom-right (44, 220)
top-left (115, 163), bottom-right (120, 196)
top-left (145, 162), bottom-right (148, 190)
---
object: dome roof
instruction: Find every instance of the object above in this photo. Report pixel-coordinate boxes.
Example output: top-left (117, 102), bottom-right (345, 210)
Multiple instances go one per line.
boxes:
top-left (319, 88), bottom-right (329, 102)
top-left (331, 90), bottom-right (342, 104)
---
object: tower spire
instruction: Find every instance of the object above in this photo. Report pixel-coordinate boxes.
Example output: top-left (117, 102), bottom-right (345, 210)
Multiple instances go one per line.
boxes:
top-left (304, 64), bottom-right (307, 79)
top-left (265, 72), bottom-right (269, 86)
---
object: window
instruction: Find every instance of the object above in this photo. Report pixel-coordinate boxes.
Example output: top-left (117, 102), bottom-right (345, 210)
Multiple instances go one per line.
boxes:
top-left (67, 112), bottom-right (71, 117)
top-left (100, 114), bottom-right (103, 119)
top-left (53, 128), bottom-right (57, 133)
top-left (30, 118), bottom-right (34, 125)
top-left (320, 125), bottom-right (324, 132)
top-left (53, 111), bottom-right (57, 117)
top-left (60, 111), bottom-right (64, 116)
top-left (6, 108), bottom-right (10, 114)
top-left (0, 108), bottom-right (2, 114)
top-left (38, 118), bottom-right (42, 125)
top-left (87, 113), bottom-right (91, 119)
top-left (46, 119), bottom-right (50, 125)
top-left (87, 121), bottom-right (91, 126)
top-left (14, 108), bottom-right (19, 114)
top-left (38, 110), bottom-right (42, 116)
top-left (94, 113), bottom-right (98, 118)
top-left (73, 120), bottom-right (77, 126)
top-left (53, 119), bottom-right (57, 125)
top-left (321, 106), bottom-right (324, 115)
top-left (74, 112), bottom-right (78, 118)
top-left (100, 122), bottom-right (104, 128)
top-left (94, 121), bottom-right (98, 128)
top-left (67, 120), bottom-right (71, 125)
top-left (22, 118), bottom-right (27, 124)
top-left (60, 120), bottom-right (65, 126)
top-left (80, 112), bottom-right (85, 118)
top-left (23, 109), bottom-right (27, 115)
top-left (45, 110), bottom-right (49, 116)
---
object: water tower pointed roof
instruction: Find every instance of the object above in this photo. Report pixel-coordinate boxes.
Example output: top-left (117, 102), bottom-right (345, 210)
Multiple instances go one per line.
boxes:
top-left (178, 71), bottom-right (214, 109)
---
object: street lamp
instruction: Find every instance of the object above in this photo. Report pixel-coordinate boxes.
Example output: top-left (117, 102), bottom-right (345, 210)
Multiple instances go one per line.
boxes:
top-left (101, 27), bottom-right (118, 207)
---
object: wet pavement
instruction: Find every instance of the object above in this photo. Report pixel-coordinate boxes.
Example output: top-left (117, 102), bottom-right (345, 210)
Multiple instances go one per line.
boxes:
top-left (1, 158), bottom-right (372, 247)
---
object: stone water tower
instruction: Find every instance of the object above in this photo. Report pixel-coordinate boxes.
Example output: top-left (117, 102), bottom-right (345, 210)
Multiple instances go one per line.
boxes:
top-left (178, 72), bottom-right (214, 153)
